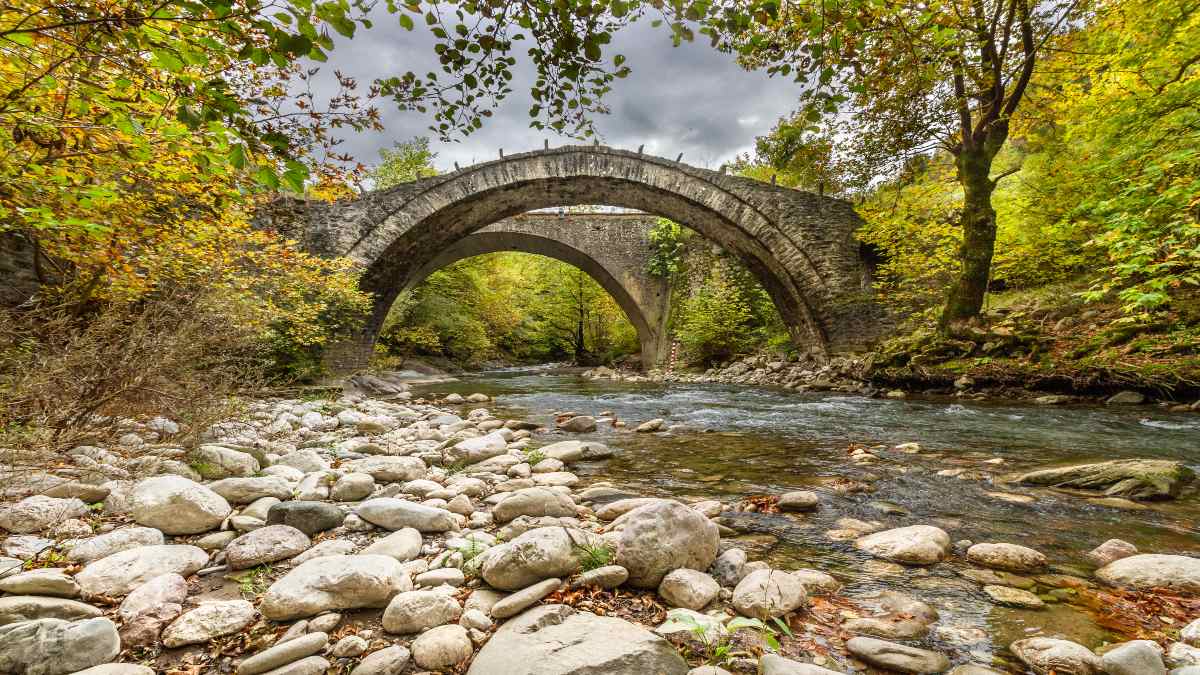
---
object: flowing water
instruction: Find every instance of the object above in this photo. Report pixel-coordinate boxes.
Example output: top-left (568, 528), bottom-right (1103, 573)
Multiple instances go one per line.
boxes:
top-left (419, 366), bottom-right (1200, 667)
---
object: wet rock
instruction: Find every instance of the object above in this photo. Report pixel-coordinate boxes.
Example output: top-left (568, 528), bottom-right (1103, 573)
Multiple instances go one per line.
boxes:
top-left (778, 491), bottom-right (819, 512)
top-left (843, 615), bottom-right (930, 640)
top-left (732, 569), bottom-right (806, 619)
top-left (966, 542), bottom-right (1047, 572)
top-left (1086, 539), bottom-right (1138, 567)
top-left (0, 496), bottom-right (90, 534)
top-left (0, 617), bottom-right (120, 675)
top-left (557, 416), bottom-right (597, 433)
top-left (129, 476), bottom-right (231, 535)
top-left (265, 501), bottom-right (345, 536)
top-left (356, 498), bottom-right (456, 532)
top-left (983, 584), bottom-right (1045, 609)
top-left (0, 569), bottom-right (79, 598)
top-left (236, 632), bottom-right (328, 675)
top-left (659, 569), bottom-right (720, 610)
top-left (1100, 640), bottom-right (1166, 675)
top-left (76, 544), bottom-right (208, 598)
top-left (66, 527), bottom-right (164, 563)
top-left (635, 419), bottom-right (665, 432)
top-left (411, 624), bottom-right (472, 669)
top-left (845, 636), bottom-right (950, 674)
top-left (467, 604), bottom-right (689, 675)
top-left (615, 500), bottom-right (720, 588)
top-left (226, 525), bottom-right (311, 569)
top-left (481, 526), bottom-right (597, 591)
top-left (352, 645), bottom-right (411, 675)
top-left (162, 600), bottom-right (257, 647)
top-left (1010, 637), bottom-right (1102, 674)
top-left (1106, 390), bottom-right (1145, 405)
top-left (259, 555), bottom-right (411, 621)
top-left (209, 477), bottom-right (293, 504)
top-left (360, 528), bottom-right (422, 561)
top-left (569, 565), bottom-right (628, 589)
top-left (492, 487), bottom-right (577, 523)
top-left (1095, 554), bottom-right (1200, 594)
top-left (0, 596), bottom-right (102, 626)
top-left (789, 569), bottom-right (840, 595)
top-left (1012, 459), bottom-right (1194, 500)
top-left (855, 525), bottom-right (950, 565)
top-left (382, 590), bottom-right (462, 634)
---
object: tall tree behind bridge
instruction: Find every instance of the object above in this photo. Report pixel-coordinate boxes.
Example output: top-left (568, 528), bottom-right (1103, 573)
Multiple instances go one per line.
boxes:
top-left (708, 0), bottom-right (1081, 332)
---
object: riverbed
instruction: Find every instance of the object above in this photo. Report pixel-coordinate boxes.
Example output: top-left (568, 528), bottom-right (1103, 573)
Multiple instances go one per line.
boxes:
top-left (419, 366), bottom-right (1200, 668)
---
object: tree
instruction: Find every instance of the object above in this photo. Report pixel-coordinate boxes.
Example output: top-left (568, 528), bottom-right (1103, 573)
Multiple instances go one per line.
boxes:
top-left (369, 138), bottom-right (439, 189)
top-left (712, 0), bottom-right (1080, 331)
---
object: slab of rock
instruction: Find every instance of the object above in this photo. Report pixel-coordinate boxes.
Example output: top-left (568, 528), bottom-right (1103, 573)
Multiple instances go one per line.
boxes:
top-left (1086, 539), bottom-right (1138, 567)
top-left (412, 624), bottom-right (472, 670)
top-left (356, 498), bottom-right (456, 532)
top-left (570, 565), bottom-right (629, 589)
top-left (353, 645), bottom-right (411, 675)
top-left (758, 655), bottom-right (843, 674)
top-left (0, 569), bottom-right (79, 598)
top-left (481, 526), bottom-right (597, 591)
top-left (659, 569), bottom-right (720, 610)
top-left (778, 491), bottom-right (820, 512)
top-left (76, 544), bottom-right (208, 598)
top-left (1101, 640), bottom-right (1166, 675)
top-left (732, 569), bottom-right (806, 619)
top-left (266, 501), bottom-right (345, 536)
top-left (236, 631), bottom-right (328, 675)
top-left (1012, 459), bottom-right (1194, 500)
top-left (467, 604), bottom-right (689, 674)
top-left (259, 555), bottom-right (410, 621)
top-left (845, 636), bottom-right (950, 674)
top-left (129, 476), bottom-right (232, 535)
top-left (855, 525), bottom-right (950, 565)
top-left (615, 500), bottom-right (720, 588)
top-left (445, 432), bottom-right (509, 464)
top-left (557, 416), bottom-right (597, 433)
top-left (0, 617), bottom-right (120, 675)
top-left (0, 596), bottom-right (102, 626)
top-left (360, 528), bottom-right (422, 561)
top-left (967, 542), bottom-right (1047, 572)
top-left (983, 585), bottom-right (1045, 609)
top-left (1009, 637), bottom-right (1102, 674)
top-left (1095, 554), bottom-right (1200, 594)
top-left (492, 487), bottom-right (577, 523)
top-left (208, 477), bottom-right (293, 504)
top-left (382, 590), bottom-right (462, 634)
top-left (162, 600), bottom-right (257, 647)
top-left (67, 527), bottom-right (164, 563)
top-left (341, 456), bottom-right (427, 482)
top-left (226, 525), bottom-right (311, 569)
top-left (491, 578), bottom-right (561, 619)
top-left (0, 496), bottom-right (90, 534)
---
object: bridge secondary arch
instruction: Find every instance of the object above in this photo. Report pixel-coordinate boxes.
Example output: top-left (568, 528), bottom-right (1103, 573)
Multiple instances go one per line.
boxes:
top-left (257, 145), bottom-right (889, 371)
top-left (402, 214), bottom-right (671, 369)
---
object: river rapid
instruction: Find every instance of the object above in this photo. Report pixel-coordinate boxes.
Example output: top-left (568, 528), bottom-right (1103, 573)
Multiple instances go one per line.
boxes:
top-left (419, 365), bottom-right (1200, 668)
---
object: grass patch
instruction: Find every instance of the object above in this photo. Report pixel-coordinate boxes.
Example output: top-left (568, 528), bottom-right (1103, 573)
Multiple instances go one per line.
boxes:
top-left (575, 541), bottom-right (615, 572)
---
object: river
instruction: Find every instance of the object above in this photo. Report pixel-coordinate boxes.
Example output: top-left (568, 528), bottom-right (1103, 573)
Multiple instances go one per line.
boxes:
top-left (417, 365), bottom-right (1200, 667)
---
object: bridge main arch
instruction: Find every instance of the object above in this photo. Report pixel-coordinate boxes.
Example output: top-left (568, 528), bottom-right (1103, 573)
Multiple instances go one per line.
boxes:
top-left (257, 145), bottom-right (889, 372)
top-left (403, 214), bottom-right (671, 369)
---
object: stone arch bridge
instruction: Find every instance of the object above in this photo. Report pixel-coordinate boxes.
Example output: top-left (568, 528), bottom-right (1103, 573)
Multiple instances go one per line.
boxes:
top-left (256, 145), bottom-right (889, 371)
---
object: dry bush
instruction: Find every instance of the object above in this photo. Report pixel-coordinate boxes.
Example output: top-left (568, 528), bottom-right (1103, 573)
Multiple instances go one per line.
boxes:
top-left (0, 283), bottom-right (270, 466)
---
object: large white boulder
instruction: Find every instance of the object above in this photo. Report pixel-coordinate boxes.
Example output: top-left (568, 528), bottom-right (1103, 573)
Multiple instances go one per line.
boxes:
top-left (129, 476), bottom-right (231, 535)
top-left (259, 555), bottom-right (410, 621)
top-left (855, 525), bottom-right (950, 565)
top-left (76, 545), bottom-right (208, 598)
top-left (614, 501), bottom-right (720, 588)
top-left (1095, 554), bottom-right (1200, 594)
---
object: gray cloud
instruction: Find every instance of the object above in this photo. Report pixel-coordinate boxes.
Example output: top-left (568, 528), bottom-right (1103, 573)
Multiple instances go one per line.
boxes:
top-left (316, 12), bottom-right (800, 172)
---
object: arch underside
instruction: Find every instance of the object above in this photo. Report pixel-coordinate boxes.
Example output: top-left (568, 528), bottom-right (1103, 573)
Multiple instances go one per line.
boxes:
top-left (402, 231), bottom-right (665, 367)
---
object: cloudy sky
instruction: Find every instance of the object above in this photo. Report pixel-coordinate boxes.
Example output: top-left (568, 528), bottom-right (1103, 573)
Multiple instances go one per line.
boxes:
top-left (318, 11), bottom-right (803, 172)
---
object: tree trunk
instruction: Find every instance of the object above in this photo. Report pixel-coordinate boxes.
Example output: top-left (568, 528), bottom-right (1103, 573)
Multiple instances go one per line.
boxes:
top-left (939, 145), bottom-right (999, 332)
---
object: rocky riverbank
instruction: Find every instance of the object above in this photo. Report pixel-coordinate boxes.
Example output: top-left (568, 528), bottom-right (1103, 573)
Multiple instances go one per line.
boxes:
top-left (584, 352), bottom-right (1200, 411)
top-left (0, 384), bottom-right (1198, 674)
